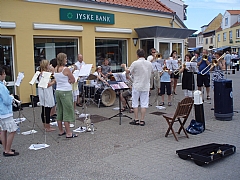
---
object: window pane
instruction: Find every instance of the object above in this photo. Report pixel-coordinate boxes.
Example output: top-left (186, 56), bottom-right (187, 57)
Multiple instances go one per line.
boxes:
top-left (0, 37), bottom-right (15, 94)
top-left (0, 37), bottom-right (14, 82)
top-left (159, 42), bottom-right (170, 59)
top-left (34, 38), bottom-right (78, 70)
top-left (95, 39), bottom-right (127, 72)
top-left (140, 39), bottom-right (154, 58)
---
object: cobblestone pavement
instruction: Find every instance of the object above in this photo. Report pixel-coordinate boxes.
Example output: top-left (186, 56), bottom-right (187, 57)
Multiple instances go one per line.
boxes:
top-left (1, 71), bottom-right (240, 180)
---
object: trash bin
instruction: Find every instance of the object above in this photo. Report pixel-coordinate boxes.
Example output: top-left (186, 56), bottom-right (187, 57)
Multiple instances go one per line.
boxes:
top-left (214, 79), bottom-right (233, 121)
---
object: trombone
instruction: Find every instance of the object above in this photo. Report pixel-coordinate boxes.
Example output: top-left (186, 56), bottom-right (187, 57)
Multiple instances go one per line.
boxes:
top-left (200, 53), bottom-right (226, 75)
top-left (173, 56), bottom-right (196, 75)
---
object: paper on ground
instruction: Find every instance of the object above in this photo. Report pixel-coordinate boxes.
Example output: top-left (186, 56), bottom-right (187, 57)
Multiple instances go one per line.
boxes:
top-left (14, 117), bottom-right (27, 124)
top-left (112, 107), bottom-right (120, 110)
top-left (21, 130), bottom-right (37, 135)
top-left (156, 106), bottom-right (166, 110)
top-left (29, 144), bottom-right (50, 150)
top-left (79, 113), bottom-right (89, 118)
top-left (50, 122), bottom-right (74, 128)
top-left (73, 126), bottom-right (86, 133)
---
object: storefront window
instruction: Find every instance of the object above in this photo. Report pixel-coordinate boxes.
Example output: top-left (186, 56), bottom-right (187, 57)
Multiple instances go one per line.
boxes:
top-left (159, 42), bottom-right (170, 59)
top-left (0, 36), bottom-right (15, 94)
top-left (33, 37), bottom-right (78, 70)
top-left (95, 39), bottom-right (127, 72)
top-left (140, 39), bottom-right (154, 58)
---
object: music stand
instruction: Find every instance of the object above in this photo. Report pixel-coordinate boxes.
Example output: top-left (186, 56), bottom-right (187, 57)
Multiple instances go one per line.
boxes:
top-left (185, 62), bottom-right (198, 98)
top-left (108, 81), bottom-right (132, 125)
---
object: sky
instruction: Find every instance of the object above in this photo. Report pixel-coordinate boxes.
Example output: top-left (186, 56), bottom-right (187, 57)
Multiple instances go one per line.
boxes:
top-left (184, 0), bottom-right (240, 33)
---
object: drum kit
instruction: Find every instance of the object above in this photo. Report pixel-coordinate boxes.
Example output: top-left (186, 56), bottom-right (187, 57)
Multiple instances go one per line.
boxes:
top-left (83, 74), bottom-right (116, 108)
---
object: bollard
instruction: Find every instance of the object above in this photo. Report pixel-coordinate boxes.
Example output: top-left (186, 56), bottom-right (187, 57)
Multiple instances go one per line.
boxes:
top-left (194, 90), bottom-right (205, 130)
top-left (237, 61), bottom-right (239, 71)
top-left (232, 64), bottom-right (235, 74)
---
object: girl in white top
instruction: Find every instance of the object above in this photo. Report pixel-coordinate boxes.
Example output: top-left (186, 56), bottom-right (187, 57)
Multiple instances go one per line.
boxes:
top-left (38, 60), bottom-right (56, 132)
top-left (93, 66), bottom-right (109, 88)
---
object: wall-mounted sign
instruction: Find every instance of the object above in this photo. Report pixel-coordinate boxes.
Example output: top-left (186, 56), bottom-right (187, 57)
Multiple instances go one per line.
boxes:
top-left (60, 8), bottom-right (115, 24)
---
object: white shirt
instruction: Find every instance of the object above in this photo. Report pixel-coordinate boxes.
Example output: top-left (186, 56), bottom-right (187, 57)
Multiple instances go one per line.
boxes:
top-left (75, 61), bottom-right (86, 70)
top-left (75, 61), bottom-right (87, 82)
top-left (129, 57), bottom-right (152, 91)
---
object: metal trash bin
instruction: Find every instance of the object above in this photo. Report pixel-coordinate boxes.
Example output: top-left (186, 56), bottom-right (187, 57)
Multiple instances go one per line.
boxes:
top-left (214, 79), bottom-right (233, 120)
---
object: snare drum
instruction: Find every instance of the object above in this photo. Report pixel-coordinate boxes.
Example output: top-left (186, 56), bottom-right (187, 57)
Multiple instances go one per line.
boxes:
top-left (94, 88), bottom-right (116, 106)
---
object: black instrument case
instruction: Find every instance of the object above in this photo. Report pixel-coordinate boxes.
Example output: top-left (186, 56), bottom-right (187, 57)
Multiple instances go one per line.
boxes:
top-left (176, 143), bottom-right (236, 166)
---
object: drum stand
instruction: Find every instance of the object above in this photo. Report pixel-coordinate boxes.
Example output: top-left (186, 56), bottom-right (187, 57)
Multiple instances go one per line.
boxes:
top-left (109, 89), bottom-right (132, 125)
top-left (84, 85), bottom-right (98, 107)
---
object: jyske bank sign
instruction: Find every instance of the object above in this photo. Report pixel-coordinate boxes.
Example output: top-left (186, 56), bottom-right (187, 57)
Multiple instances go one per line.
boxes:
top-left (60, 8), bottom-right (115, 24)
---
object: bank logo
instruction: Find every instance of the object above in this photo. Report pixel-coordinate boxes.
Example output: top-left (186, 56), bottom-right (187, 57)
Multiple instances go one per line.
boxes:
top-left (67, 12), bottom-right (73, 19)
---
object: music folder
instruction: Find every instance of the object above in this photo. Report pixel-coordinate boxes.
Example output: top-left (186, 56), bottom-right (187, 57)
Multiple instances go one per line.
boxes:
top-left (110, 82), bottom-right (129, 90)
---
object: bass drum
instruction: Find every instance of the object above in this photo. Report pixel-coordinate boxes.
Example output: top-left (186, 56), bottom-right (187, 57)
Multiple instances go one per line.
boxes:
top-left (94, 88), bottom-right (116, 107)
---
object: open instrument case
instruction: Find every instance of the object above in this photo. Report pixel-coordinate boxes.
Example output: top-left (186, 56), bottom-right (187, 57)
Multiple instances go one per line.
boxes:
top-left (176, 143), bottom-right (236, 166)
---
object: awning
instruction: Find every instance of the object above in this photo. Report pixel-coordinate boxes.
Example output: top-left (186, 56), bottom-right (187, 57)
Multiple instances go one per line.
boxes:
top-left (188, 46), bottom-right (202, 51)
top-left (134, 26), bottom-right (197, 39)
top-left (215, 46), bottom-right (231, 51)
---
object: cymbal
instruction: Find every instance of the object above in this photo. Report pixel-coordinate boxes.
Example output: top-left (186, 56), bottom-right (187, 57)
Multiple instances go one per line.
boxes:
top-left (86, 74), bottom-right (97, 80)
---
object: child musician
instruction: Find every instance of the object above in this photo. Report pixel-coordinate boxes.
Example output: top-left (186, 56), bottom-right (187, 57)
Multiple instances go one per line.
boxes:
top-left (70, 65), bottom-right (80, 115)
top-left (38, 60), bottom-right (56, 132)
top-left (0, 66), bottom-right (19, 156)
top-left (159, 66), bottom-right (172, 106)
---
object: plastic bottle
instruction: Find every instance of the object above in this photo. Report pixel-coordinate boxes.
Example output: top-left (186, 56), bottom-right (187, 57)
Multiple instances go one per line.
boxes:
top-left (91, 123), bottom-right (94, 134)
top-left (16, 125), bottom-right (20, 134)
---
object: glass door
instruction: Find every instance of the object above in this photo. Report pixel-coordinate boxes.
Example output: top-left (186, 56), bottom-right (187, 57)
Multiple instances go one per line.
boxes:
top-left (159, 42), bottom-right (170, 60)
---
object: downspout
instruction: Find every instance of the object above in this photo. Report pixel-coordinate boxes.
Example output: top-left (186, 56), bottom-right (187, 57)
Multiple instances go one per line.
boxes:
top-left (170, 12), bottom-right (176, 28)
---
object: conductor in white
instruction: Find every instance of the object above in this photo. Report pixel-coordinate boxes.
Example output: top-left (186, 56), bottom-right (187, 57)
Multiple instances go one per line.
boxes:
top-left (122, 49), bottom-right (152, 126)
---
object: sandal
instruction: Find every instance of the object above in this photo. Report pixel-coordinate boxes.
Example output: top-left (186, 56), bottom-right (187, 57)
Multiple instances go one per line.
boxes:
top-left (129, 119), bottom-right (139, 125)
top-left (139, 121), bottom-right (145, 126)
top-left (159, 102), bottom-right (164, 106)
top-left (76, 103), bottom-right (83, 107)
top-left (58, 131), bottom-right (66, 136)
top-left (66, 133), bottom-right (78, 138)
top-left (120, 107), bottom-right (127, 112)
top-left (129, 109), bottom-right (134, 113)
top-left (207, 96), bottom-right (211, 100)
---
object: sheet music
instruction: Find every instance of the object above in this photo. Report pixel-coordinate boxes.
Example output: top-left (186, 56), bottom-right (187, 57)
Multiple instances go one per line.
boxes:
top-left (118, 82), bottom-right (129, 89)
top-left (166, 59), bottom-right (178, 71)
top-left (38, 72), bottom-right (51, 88)
top-left (185, 62), bottom-right (198, 72)
top-left (15, 72), bottom-right (24, 86)
top-left (73, 70), bottom-right (80, 82)
top-left (112, 73), bottom-right (126, 82)
top-left (155, 59), bottom-right (165, 72)
top-left (78, 64), bottom-right (93, 76)
top-left (29, 71), bottom-right (41, 85)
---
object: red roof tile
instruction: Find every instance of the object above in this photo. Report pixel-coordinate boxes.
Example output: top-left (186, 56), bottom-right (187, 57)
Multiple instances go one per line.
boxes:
top-left (215, 26), bottom-right (222, 32)
top-left (227, 10), bottom-right (240, 15)
top-left (96, 0), bottom-right (174, 13)
top-left (231, 21), bottom-right (240, 28)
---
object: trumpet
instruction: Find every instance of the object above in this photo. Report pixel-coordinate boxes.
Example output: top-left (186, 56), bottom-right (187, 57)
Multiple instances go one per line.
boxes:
top-left (202, 55), bottom-right (208, 61)
top-left (173, 64), bottom-right (183, 75)
top-left (162, 66), bottom-right (170, 72)
top-left (155, 53), bottom-right (162, 59)
top-left (200, 53), bottom-right (226, 75)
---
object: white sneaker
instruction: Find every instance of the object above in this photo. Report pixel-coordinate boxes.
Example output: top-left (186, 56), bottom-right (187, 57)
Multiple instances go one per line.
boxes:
top-left (75, 109), bottom-right (80, 115)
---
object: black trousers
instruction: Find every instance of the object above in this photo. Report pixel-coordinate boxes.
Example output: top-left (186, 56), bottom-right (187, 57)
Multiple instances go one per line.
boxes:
top-left (41, 106), bottom-right (51, 124)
